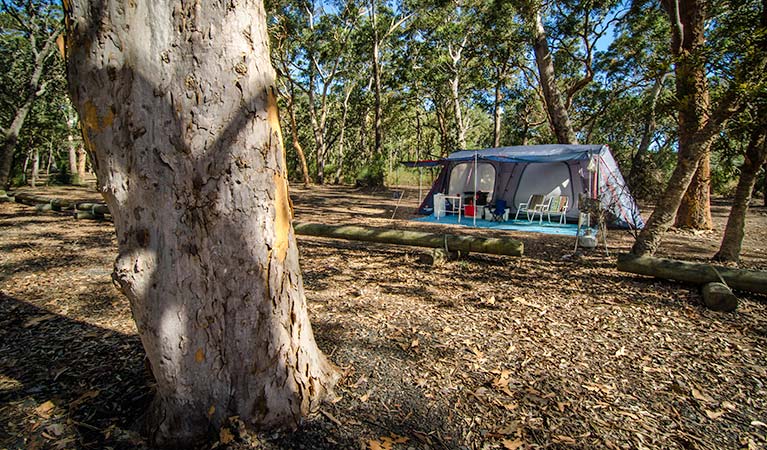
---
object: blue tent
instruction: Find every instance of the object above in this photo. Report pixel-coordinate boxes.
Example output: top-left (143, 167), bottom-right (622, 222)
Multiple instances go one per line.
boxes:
top-left (412, 144), bottom-right (644, 229)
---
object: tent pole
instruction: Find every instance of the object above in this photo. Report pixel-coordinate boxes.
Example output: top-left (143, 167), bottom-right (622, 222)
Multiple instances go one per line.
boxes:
top-left (473, 151), bottom-right (477, 227)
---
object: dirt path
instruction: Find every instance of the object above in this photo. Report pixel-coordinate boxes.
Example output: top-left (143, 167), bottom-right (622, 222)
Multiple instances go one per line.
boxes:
top-left (1, 186), bottom-right (766, 450)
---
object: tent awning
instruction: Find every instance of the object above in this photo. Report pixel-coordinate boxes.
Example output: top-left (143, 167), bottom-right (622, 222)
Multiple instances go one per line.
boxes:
top-left (401, 159), bottom-right (446, 168)
top-left (447, 144), bottom-right (606, 163)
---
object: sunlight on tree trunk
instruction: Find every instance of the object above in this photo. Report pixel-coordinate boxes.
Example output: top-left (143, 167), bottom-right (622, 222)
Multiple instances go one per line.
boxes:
top-left (675, 151), bottom-right (713, 229)
top-left (714, 130), bottom-right (767, 263)
top-left (65, 1), bottom-right (339, 447)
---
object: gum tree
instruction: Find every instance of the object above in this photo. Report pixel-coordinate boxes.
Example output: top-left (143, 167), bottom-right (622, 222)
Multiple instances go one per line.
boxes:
top-left (64, 1), bottom-right (339, 446)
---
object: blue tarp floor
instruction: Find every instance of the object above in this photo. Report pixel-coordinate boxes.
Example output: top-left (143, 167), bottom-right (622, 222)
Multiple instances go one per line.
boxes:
top-left (413, 214), bottom-right (580, 236)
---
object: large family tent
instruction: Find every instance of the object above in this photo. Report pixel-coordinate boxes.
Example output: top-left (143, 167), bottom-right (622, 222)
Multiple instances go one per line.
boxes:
top-left (412, 144), bottom-right (644, 229)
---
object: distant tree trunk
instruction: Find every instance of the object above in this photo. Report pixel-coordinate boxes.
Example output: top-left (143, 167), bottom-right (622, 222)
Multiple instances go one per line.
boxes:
top-left (630, 73), bottom-right (667, 197)
top-left (334, 84), bottom-right (354, 184)
top-left (448, 36), bottom-right (468, 150)
top-left (30, 149), bottom-right (39, 188)
top-left (65, 1), bottom-right (339, 447)
top-left (286, 82), bottom-right (311, 187)
top-left (68, 136), bottom-right (78, 184)
top-left (76, 147), bottom-right (87, 183)
top-left (369, 0), bottom-right (388, 186)
top-left (764, 163), bottom-right (767, 207)
top-left (531, 9), bottom-right (577, 145)
top-left (493, 75), bottom-right (503, 148)
top-left (46, 145), bottom-right (53, 177)
top-left (714, 130), bottom-right (767, 262)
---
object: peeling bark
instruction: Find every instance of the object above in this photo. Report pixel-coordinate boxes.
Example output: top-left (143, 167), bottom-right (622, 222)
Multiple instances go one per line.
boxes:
top-left (65, 1), bottom-right (339, 447)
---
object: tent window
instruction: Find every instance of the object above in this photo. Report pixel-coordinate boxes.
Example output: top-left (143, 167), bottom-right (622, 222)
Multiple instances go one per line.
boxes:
top-left (447, 162), bottom-right (496, 200)
top-left (514, 162), bottom-right (573, 209)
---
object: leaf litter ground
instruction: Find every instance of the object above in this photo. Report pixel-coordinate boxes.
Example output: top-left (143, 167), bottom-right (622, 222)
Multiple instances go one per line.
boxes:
top-left (1, 185), bottom-right (766, 450)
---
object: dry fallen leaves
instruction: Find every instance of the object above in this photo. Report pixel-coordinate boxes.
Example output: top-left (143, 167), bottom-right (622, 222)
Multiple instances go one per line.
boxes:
top-left (502, 438), bottom-right (523, 450)
top-left (368, 434), bottom-right (409, 450)
top-left (219, 427), bottom-right (234, 444)
top-left (34, 400), bottom-right (55, 418)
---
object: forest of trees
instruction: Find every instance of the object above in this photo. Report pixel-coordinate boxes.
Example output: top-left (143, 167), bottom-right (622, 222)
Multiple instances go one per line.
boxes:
top-left (2, 1), bottom-right (765, 206)
top-left (2, 1), bottom-right (764, 192)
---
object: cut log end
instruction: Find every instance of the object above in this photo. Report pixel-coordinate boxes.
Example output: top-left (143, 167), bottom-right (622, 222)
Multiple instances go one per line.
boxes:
top-left (701, 282), bottom-right (738, 312)
top-left (419, 248), bottom-right (466, 266)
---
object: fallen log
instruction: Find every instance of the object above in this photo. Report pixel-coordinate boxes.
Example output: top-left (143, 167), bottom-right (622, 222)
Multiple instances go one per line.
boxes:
top-left (14, 193), bottom-right (74, 210)
top-left (75, 202), bottom-right (110, 215)
top-left (293, 222), bottom-right (524, 257)
top-left (701, 282), bottom-right (738, 312)
top-left (617, 253), bottom-right (767, 295)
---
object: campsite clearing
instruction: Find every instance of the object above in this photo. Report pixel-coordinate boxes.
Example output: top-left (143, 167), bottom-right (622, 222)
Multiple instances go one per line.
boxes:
top-left (1, 185), bottom-right (766, 450)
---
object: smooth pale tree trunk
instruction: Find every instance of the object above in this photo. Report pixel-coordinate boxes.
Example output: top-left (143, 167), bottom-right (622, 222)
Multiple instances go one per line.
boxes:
top-left (531, 9), bottom-right (577, 145)
top-left (65, 1), bottom-right (339, 447)
top-left (76, 147), bottom-right (87, 183)
top-left (493, 76), bottom-right (503, 148)
top-left (285, 83), bottom-right (311, 187)
top-left (714, 130), bottom-right (767, 262)
top-left (334, 83), bottom-right (354, 184)
top-left (68, 135), bottom-right (78, 184)
top-left (30, 149), bottom-right (39, 188)
top-left (447, 37), bottom-right (469, 150)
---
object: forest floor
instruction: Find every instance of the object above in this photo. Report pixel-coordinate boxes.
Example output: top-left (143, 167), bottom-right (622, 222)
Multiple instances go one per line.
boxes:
top-left (1, 184), bottom-right (766, 450)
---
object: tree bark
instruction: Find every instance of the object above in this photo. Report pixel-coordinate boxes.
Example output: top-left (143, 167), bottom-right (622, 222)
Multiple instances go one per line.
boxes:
top-left (448, 37), bottom-right (469, 150)
top-left (531, 8), bottom-right (578, 145)
top-left (714, 129), bottom-right (767, 262)
top-left (675, 151), bottom-right (713, 229)
top-left (65, 2), bottom-right (339, 447)
top-left (631, 0), bottom-right (736, 255)
top-left (667, 0), bottom-right (712, 230)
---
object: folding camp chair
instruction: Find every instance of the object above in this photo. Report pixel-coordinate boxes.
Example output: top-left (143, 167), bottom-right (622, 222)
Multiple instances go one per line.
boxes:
top-left (490, 199), bottom-right (510, 221)
top-left (514, 194), bottom-right (546, 221)
top-left (544, 195), bottom-right (569, 224)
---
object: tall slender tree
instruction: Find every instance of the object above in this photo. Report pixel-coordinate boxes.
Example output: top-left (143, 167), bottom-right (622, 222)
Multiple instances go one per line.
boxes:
top-left (0, 0), bottom-right (62, 188)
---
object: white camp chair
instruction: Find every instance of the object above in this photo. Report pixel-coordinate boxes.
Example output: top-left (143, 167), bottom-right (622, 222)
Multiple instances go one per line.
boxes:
top-left (514, 194), bottom-right (546, 221)
top-left (544, 195), bottom-right (569, 224)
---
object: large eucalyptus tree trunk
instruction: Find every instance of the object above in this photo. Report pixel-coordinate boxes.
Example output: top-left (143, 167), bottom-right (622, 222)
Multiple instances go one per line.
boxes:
top-left (65, 1), bottom-right (339, 447)
top-left (632, 0), bottom-right (718, 255)
top-left (531, 8), bottom-right (577, 145)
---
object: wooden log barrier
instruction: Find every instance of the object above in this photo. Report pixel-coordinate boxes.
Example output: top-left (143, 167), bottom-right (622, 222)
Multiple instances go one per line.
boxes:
top-left (293, 222), bottom-right (524, 257)
top-left (617, 253), bottom-right (767, 295)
